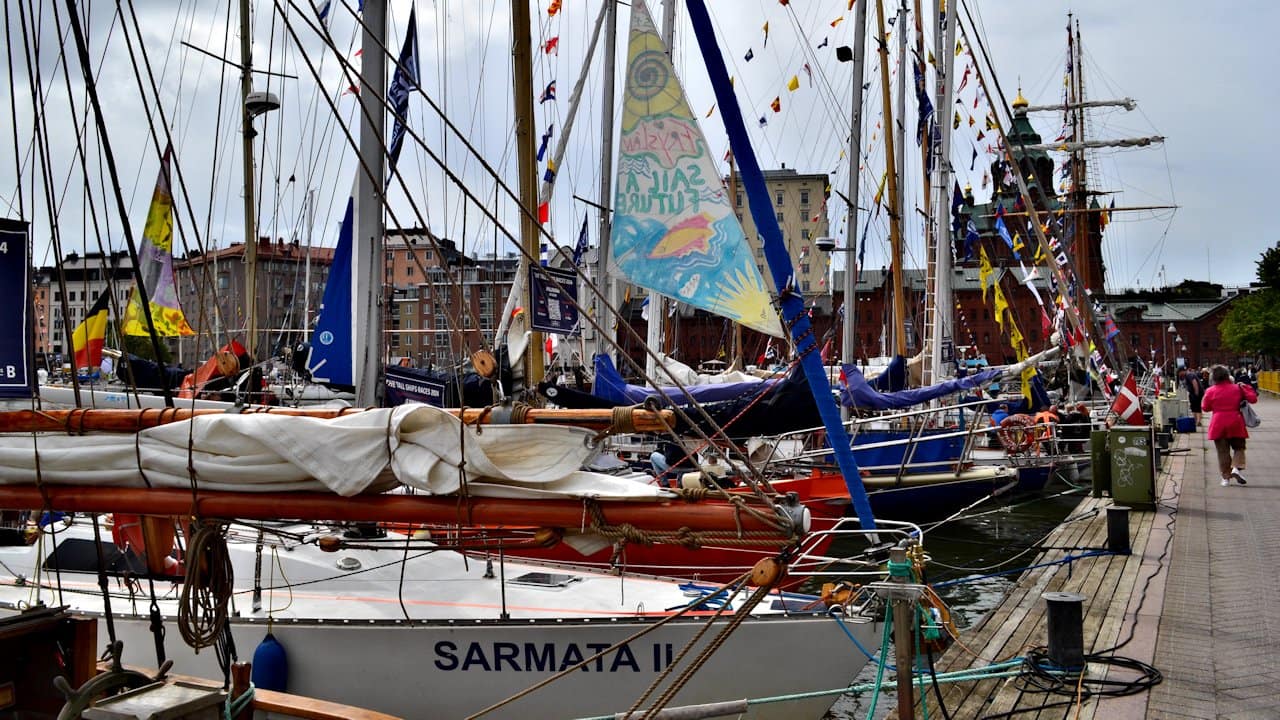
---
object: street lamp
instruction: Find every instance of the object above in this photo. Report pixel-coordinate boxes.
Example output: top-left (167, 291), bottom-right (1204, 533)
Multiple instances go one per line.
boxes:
top-left (1164, 323), bottom-right (1176, 374)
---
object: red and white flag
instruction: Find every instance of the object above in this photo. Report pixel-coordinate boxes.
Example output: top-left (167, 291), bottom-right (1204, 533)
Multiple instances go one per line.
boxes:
top-left (1110, 372), bottom-right (1146, 426)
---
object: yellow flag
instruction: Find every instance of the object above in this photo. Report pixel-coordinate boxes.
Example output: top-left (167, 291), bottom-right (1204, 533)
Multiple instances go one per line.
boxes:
top-left (1021, 366), bottom-right (1036, 403)
top-left (1008, 321), bottom-right (1025, 360)
top-left (955, 39), bottom-right (963, 56)
top-left (992, 282), bottom-right (1009, 330)
top-left (978, 247), bottom-right (993, 302)
top-left (787, 75), bottom-right (800, 92)
top-left (122, 146), bottom-right (194, 337)
top-left (873, 171), bottom-right (889, 206)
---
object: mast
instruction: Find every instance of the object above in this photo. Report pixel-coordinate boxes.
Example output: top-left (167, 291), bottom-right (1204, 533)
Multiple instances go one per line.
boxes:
top-left (925, 0), bottom-right (958, 385)
top-left (841, 0), bottom-right (869, 420)
top-left (512, 0), bottom-right (543, 386)
top-left (594, 0), bottom-right (619, 362)
top-left (238, 0), bottom-right (259, 360)
top-left (645, 0), bottom-right (678, 377)
top-left (874, 0), bottom-right (906, 358)
top-left (354, 0), bottom-right (387, 406)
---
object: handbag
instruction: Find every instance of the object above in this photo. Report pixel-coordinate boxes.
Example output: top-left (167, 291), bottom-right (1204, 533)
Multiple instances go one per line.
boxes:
top-left (1240, 388), bottom-right (1261, 428)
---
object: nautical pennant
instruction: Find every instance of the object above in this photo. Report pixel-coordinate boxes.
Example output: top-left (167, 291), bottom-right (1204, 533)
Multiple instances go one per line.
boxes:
top-left (537, 124), bottom-right (554, 161)
top-left (539, 80), bottom-right (556, 103)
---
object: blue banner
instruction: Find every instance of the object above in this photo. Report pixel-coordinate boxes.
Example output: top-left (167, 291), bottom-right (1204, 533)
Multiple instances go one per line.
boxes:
top-left (0, 219), bottom-right (32, 398)
top-left (528, 265), bottom-right (579, 335)
top-left (306, 198), bottom-right (354, 387)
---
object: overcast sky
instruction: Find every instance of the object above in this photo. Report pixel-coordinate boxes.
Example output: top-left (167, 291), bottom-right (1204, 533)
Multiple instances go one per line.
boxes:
top-left (2, 1), bottom-right (1273, 291)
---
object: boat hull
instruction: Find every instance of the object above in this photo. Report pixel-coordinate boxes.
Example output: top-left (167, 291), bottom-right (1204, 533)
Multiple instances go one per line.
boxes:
top-left (63, 610), bottom-right (871, 719)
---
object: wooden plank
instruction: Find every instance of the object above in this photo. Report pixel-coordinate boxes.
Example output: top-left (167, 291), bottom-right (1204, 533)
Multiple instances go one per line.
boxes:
top-left (928, 494), bottom-right (1108, 715)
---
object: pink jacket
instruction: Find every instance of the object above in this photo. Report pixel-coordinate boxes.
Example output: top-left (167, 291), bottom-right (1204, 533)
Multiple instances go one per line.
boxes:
top-left (1202, 381), bottom-right (1258, 440)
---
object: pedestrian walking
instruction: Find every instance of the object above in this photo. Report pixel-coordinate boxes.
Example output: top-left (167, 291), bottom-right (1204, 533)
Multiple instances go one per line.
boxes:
top-left (1202, 364), bottom-right (1258, 486)
top-left (1183, 367), bottom-right (1204, 427)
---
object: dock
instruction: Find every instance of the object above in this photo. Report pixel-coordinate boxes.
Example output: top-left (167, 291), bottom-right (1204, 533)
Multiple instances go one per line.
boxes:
top-left (894, 392), bottom-right (1278, 719)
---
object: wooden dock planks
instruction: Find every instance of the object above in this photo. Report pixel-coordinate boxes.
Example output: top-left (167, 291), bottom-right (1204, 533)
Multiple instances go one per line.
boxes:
top-left (901, 435), bottom-right (1185, 719)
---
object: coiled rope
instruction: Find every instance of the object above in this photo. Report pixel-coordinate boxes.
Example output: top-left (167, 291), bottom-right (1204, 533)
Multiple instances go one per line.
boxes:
top-left (178, 522), bottom-right (234, 651)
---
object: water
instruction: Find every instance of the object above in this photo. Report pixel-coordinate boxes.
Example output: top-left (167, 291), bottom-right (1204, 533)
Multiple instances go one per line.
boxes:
top-left (823, 477), bottom-right (1087, 718)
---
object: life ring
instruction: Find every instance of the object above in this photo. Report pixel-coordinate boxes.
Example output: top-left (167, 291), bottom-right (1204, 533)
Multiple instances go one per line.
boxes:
top-left (997, 414), bottom-right (1037, 454)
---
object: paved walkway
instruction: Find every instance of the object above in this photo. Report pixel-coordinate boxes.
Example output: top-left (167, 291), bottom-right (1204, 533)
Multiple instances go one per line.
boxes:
top-left (1142, 391), bottom-right (1280, 719)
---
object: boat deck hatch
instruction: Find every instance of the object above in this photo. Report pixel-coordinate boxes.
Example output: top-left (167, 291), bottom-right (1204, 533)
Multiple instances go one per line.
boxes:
top-left (508, 572), bottom-right (582, 589)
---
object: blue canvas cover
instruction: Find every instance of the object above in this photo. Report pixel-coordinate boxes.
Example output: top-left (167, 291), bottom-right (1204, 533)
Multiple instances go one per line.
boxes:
top-left (840, 364), bottom-right (1002, 410)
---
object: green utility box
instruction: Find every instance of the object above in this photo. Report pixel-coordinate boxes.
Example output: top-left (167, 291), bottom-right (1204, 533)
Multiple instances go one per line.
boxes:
top-left (1090, 429), bottom-right (1111, 498)
top-left (1108, 425), bottom-right (1156, 509)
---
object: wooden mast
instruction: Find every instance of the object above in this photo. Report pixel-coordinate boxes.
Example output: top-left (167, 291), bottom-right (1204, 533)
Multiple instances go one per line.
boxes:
top-left (239, 0), bottom-right (259, 360)
top-left (512, 0), bottom-right (543, 386)
top-left (874, 0), bottom-right (906, 358)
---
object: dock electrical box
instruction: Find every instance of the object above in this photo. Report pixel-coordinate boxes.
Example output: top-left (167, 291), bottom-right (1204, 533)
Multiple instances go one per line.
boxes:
top-left (1108, 425), bottom-right (1156, 509)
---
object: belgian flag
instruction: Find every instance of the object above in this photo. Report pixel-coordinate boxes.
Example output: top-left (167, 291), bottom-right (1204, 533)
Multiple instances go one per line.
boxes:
top-left (71, 292), bottom-right (110, 370)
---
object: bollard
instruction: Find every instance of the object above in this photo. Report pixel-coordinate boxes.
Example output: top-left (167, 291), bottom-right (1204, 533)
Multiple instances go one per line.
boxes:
top-left (1106, 506), bottom-right (1131, 555)
top-left (1043, 592), bottom-right (1086, 670)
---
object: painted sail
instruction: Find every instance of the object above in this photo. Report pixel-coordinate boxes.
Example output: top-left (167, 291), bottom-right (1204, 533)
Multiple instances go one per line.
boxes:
top-left (122, 145), bottom-right (195, 337)
top-left (610, 1), bottom-right (784, 338)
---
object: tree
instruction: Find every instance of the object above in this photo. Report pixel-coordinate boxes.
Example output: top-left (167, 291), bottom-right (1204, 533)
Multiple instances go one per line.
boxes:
top-left (1258, 242), bottom-right (1280, 289)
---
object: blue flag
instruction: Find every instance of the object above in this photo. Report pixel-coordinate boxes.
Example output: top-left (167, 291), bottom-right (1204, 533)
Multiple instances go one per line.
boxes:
top-left (571, 215), bottom-right (589, 266)
top-left (994, 207), bottom-right (1018, 259)
top-left (537, 123), bottom-right (554, 162)
top-left (963, 219), bottom-right (979, 261)
top-left (386, 7), bottom-right (419, 178)
top-left (540, 80), bottom-right (556, 103)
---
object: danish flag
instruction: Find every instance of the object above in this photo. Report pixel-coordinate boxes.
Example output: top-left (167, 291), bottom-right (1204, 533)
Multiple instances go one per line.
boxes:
top-left (1110, 372), bottom-right (1146, 426)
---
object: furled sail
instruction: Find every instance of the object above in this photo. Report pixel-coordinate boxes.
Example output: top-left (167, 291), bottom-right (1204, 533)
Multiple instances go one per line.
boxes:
top-left (610, 1), bottom-right (783, 337)
top-left (121, 144), bottom-right (194, 337)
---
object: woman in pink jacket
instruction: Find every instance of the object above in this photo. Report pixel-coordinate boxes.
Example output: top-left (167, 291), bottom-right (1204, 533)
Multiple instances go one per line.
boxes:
top-left (1201, 364), bottom-right (1259, 486)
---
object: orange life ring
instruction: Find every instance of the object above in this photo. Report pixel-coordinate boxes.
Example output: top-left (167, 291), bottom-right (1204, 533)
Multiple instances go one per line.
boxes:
top-left (997, 414), bottom-right (1037, 454)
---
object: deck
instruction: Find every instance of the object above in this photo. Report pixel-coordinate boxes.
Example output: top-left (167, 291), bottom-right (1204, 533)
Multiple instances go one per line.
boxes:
top-left (888, 392), bottom-right (1279, 719)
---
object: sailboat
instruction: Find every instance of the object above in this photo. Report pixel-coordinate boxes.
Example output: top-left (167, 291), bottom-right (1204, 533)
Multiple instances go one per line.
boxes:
top-left (0, 1), bottom-right (901, 717)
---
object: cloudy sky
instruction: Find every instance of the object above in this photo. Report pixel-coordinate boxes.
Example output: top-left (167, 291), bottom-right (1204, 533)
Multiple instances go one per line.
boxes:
top-left (2, 0), bottom-right (1273, 291)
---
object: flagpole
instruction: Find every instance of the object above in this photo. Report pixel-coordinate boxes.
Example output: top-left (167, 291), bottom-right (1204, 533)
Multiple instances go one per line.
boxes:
top-left (511, 0), bottom-right (543, 387)
top-left (927, 0), bottom-right (958, 385)
top-left (593, 0), bottom-right (619, 363)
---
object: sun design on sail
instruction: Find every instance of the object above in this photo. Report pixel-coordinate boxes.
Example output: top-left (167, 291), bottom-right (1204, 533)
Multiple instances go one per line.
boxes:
top-left (611, 0), bottom-right (783, 338)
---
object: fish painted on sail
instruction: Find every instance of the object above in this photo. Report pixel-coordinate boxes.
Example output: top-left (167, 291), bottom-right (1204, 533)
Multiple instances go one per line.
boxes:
top-left (610, 0), bottom-right (783, 337)
top-left (648, 212), bottom-right (714, 259)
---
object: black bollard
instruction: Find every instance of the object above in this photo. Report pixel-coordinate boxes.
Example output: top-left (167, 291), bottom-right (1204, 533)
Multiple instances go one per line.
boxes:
top-left (1107, 506), bottom-right (1131, 555)
top-left (1043, 591), bottom-right (1086, 670)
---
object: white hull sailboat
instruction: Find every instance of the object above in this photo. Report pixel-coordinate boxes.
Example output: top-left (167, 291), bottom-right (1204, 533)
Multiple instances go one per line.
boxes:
top-left (1, 517), bottom-right (877, 719)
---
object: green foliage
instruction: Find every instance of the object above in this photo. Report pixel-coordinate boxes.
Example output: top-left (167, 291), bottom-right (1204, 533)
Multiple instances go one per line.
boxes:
top-left (1219, 289), bottom-right (1280, 359)
top-left (1256, 243), bottom-right (1280, 288)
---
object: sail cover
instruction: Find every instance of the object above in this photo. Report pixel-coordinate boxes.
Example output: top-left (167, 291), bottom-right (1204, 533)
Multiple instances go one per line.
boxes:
top-left (610, 1), bottom-right (783, 337)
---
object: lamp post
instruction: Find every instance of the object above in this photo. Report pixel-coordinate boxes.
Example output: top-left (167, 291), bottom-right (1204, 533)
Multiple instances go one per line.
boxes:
top-left (1165, 323), bottom-right (1176, 375)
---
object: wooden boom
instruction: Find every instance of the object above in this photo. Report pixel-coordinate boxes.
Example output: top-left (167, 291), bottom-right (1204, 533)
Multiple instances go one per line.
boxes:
top-left (0, 406), bottom-right (672, 434)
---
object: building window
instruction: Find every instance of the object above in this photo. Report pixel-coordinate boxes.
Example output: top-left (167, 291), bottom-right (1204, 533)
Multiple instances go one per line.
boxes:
top-left (801, 280), bottom-right (811, 292)
top-left (800, 263), bottom-right (810, 274)
top-left (69, 291), bottom-right (76, 302)
top-left (983, 332), bottom-right (990, 345)
top-left (406, 265), bottom-right (415, 276)
top-left (800, 189), bottom-right (810, 206)
top-left (801, 229), bottom-right (811, 240)
top-left (405, 251), bottom-right (413, 260)
top-left (217, 275), bottom-right (230, 290)
top-left (403, 318), bottom-right (413, 329)
top-left (756, 247), bottom-right (764, 258)
top-left (92, 290), bottom-right (99, 300)
top-left (736, 192), bottom-right (743, 207)
top-left (403, 303), bottom-right (415, 315)
top-left (775, 190), bottom-right (784, 206)
top-left (403, 334), bottom-right (413, 347)
top-left (775, 212), bottom-right (784, 223)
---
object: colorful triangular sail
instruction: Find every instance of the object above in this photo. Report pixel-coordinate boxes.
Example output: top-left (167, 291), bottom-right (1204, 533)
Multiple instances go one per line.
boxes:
top-left (610, 0), bottom-right (783, 337)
